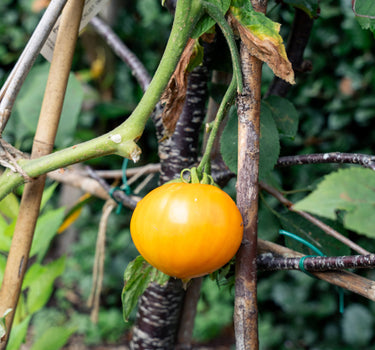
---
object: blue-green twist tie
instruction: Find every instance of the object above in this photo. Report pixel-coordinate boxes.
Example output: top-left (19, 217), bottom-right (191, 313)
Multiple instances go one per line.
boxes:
top-left (109, 159), bottom-right (132, 214)
top-left (298, 255), bottom-right (318, 275)
top-left (279, 229), bottom-right (344, 314)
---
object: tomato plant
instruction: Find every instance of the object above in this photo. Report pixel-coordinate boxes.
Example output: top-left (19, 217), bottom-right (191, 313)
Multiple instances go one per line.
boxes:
top-left (130, 182), bottom-right (243, 280)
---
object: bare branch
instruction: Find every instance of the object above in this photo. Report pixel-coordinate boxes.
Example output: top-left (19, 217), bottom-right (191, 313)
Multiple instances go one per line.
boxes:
top-left (258, 239), bottom-right (375, 301)
top-left (94, 163), bottom-right (161, 179)
top-left (258, 252), bottom-right (375, 272)
top-left (85, 166), bottom-right (138, 210)
top-left (90, 16), bottom-right (151, 91)
top-left (277, 152), bottom-right (375, 171)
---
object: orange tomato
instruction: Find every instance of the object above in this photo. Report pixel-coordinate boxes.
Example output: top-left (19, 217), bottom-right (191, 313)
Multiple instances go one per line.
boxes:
top-left (130, 182), bottom-right (243, 279)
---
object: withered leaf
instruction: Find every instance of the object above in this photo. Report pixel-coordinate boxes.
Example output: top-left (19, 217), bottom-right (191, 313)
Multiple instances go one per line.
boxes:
top-left (229, 10), bottom-right (295, 84)
top-left (160, 38), bottom-right (197, 138)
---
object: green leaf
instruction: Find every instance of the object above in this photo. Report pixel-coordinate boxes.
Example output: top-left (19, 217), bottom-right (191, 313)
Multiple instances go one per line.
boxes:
top-left (279, 212), bottom-right (350, 257)
top-left (95, 101), bottom-right (132, 119)
top-left (220, 104), bottom-right (280, 179)
top-left (0, 193), bottom-right (19, 220)
top-left (13, 62), bottom-right (84, 148)
top-left (30, 326), bottom-right (76, 350)
top-left (23, 256), bottom-right (66, 314)
top-left (342, 304), bottom-right (373, 346)
top-left (230, 0), bottom-right (294, 83)
top-left (293, 168), bottom-right (375, 238)
top-left (263, 95), bottom-right (299, 139)
top-left (191, 0), bottom-right (231, 38)
top-left (6, 315), bottom-right (32, 350)
top-left (30, 207), bottom-right (65, 262)
top-left (40, 182), bottom-right (59, 211)
top-left (220, 106), bottom-right (238, 174)
top-left (354, 0), bottom-right (375, 33)
top-left (0, 216), bottom-right (13, 252)
top-left (259, 103), bottom-right (280, 179)
top-left (282, 0), bottom-right (320, 18)
top-left (0, 254), bottom-right (7, 285)
top-left (122, 256), bottom-right (169, 321)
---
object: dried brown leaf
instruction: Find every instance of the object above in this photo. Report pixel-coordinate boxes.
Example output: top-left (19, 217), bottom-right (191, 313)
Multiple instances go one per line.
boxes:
top-left (229, 14), bottom-right (295, 84)
top-left (160, 38), bottom-right (196, 137)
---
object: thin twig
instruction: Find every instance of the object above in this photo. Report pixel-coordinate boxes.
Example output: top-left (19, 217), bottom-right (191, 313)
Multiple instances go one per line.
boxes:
top-left (277, 152), bottom-right (375, 171)
top-left (86, 166), bottom-right (138, 210)
top-left (48, 165), bottom-right (109, 200)
top-left (90, 16), bottom-right (151, 91)
top-left (94, 163), bottom-right (161, 179)
top-left (259, 181), bottom-right (370, 255)
top-left (0, 0), bottom-right (68, 132)
top-left (133, 173), bottom-right (155, 194)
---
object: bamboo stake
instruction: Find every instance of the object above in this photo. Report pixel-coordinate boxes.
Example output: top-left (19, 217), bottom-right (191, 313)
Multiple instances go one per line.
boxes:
top-left (234, 2), bottom-right (267, 349)
top-left (0, 0), bottom-right (68, 132)
top-left (0, 0), bottom-right (84, 346)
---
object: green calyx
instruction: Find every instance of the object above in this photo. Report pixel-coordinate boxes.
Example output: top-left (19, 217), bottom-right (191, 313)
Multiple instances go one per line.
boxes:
top-left (180, 167), bottom-right (216, 185)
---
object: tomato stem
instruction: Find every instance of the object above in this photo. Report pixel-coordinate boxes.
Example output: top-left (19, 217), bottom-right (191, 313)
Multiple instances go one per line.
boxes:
top-left (202, 1), bottom-right (243, 93)
top-left (197, 76), bottom-right (237, 176)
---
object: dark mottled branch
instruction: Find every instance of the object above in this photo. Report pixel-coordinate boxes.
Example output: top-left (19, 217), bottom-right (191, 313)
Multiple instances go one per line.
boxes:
top-left (258, 253), bottom-right (375, 272)
top-left (258, 239), bottom-right (375, 301)
top-left (131, 281), bottom-right (185, 350)
top-left (265, 8), bottom-right (314, 98)
top-left (131, 50), bottom-right (210, 349)
top-left (277, 152), bottom-right (375, 171)
top-left (158, 63), bottom-right (210, 183)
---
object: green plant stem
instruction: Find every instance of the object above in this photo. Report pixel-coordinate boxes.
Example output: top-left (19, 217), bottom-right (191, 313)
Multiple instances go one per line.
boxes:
top-left (0, 0), bottom-right (204, 201)
top-left (197, 77), bottom-right (237, 175)
top-left (202, 1), bottom-right (243, 93)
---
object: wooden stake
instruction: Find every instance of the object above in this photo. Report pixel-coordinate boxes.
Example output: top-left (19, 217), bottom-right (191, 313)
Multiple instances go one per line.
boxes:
top-left (234, 1), bottom-right (267, 349)
top-left (0, 0), bottom-right (84, 346)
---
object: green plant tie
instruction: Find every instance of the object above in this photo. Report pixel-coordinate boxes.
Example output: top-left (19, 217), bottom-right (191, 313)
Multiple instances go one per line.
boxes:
top-left (298, 255), bottom-right (317, 276)
top-left (279, 229), bottom-right (344, 314)
top-left (109, 158), bottom-right (132, 214)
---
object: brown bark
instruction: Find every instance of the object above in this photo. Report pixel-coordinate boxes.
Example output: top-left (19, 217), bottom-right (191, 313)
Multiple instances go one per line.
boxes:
top-left (234, 2), bottom-right (267, 349)
top-left (234, 44), bottom-right (261, 350)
